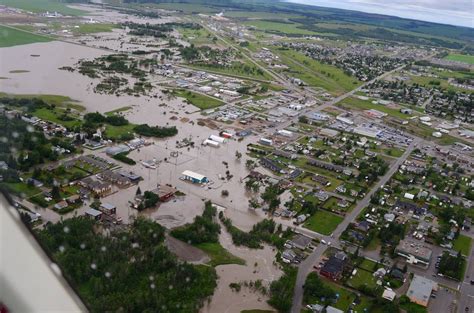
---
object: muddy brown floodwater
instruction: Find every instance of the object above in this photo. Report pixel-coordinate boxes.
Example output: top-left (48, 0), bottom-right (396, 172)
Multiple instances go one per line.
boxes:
top-left (0, 9), bottom-right (281, 311)
top-left (201, 216), bottom-right (282, 313)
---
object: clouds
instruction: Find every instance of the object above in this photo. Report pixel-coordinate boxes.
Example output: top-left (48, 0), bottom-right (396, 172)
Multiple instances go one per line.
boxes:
top-left (286, 0), bottom-right (474, 27)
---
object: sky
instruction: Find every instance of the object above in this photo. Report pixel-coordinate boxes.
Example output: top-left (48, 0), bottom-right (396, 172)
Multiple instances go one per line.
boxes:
top-left (285, 0), bottom-right (474, 28)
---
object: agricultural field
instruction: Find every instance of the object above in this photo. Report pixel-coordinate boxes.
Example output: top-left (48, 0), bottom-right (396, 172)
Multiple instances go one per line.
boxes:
top-left (444, 53), bottom-right (474, 65)
top-left (304, 210), bottom-right (343, 235)
top-left (0, 0), bottom-right (85, 15)
top-left (0, 25), bottom-right (52, 47)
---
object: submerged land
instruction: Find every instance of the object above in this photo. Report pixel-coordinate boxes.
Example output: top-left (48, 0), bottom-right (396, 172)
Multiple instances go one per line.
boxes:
top-left (0, 1), bottom-right (473, 313)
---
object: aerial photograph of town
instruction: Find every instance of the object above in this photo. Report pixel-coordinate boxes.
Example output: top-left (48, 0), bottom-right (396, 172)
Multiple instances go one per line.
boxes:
top-left (0, 0), bottom-right (472, 313)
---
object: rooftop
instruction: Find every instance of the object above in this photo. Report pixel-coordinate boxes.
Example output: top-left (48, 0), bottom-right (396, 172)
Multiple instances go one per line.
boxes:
top-left (407, 275), bottom-right (437, 304)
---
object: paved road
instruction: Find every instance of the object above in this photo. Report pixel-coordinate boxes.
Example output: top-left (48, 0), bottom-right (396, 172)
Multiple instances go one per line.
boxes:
top-left (290, 137), bottom-right (420, 313)
top-left (458, 242), bottom-right (474, 313)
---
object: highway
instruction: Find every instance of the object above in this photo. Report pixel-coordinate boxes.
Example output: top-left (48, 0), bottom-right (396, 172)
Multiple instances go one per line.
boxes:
top-left (290, 137), bottom-right (420, 313)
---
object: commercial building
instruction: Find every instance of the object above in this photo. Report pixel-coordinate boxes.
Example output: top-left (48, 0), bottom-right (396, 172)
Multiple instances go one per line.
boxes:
top-left (406, 275), bottom-right (437, 307)
top-left (182, 170), bottom-right (208, 184)
top-left (203, 139), bottom-right (220, 147)
top-left (105, 145), bottom-right (130, 156)
top-left (209, 135), bottom-right (226, 143)
top-left (100, 203), bottom-right (116, 215)
top-left (150, 184), bottom-right (177, 202)
top-left (396, 239), bottom-right (432, 265)
top-left (85, 208), bottom-right (102, 221)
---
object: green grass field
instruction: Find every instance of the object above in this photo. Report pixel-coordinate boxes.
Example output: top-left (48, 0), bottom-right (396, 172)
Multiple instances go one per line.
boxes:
top-left (1, 182), bottom-right (41, 198)
top-left (274, 49), bottom-right (361, 95)
top-left (178, 27), bottom-right (216, 46)
top-left (0, 0), bottom-right (85, 15)
top-left (444, 54), bottom-right (474, 65)
top-left (195, 242), bottom-right (245, 267)
top-left (453, 234), bottom-right (472, 256)
top-left (173, 89), bottom-right (224, 110)
top-left (190, 61), bottom-right (272, 81)
top-left (244, 20), bottom-right (320, 36)
top-left (104, 124), bottom-right (136, 140)
top-left (339, 96), bottom-right (419, 120)
top-left (0, 25), bottom-right (52, 47)
top-left (358, 258), bottom-right (378, 272)
top-left (346, 269), bottom-right (378, 290)
top-left (303, 210), bottom-right (343, 235)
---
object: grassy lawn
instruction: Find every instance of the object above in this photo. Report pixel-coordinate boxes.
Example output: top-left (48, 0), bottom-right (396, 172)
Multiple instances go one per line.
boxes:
top-left (1, 182), bottom-right (41, 198)
top-left (324, 280), bottom-right (371, 312)
top-left (0, 25), bottom-right (52, 47)
top-left (33, 107), bottom-right (82, 128)
top-left (444, 54), bottom-right (474, 65)
top-left (453, 234), bottom-right (472, 256)
top-left (383, 147), bottom-right (405, 158)
top-left (339, 96), bottom-right (419, 120)
top-left (358, 258), bottom-right (378, 272)
top-left (74, 23), bottom-right (117, 34)
top-left (173, 89), bottom-right (224, 110)
top-left (303, 210), bottom-right (343, 235)
top-left (0, 0), bottom-right (85, 15)
top-left (346, 269), bottom-right (378, 290)
top-left (195, 242), bottom-right (245, 267)
top-left (104, 124), bottom-right (136, 140)
top-left (364, 236), bottom-right (381, 251)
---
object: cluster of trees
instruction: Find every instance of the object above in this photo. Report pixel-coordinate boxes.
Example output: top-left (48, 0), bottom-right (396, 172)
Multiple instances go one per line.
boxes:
top-left (133, 124), bottom-right (178, 138)
top-left (84, 112), bottom-right (129, 126)
top-left (0, 97), bottom-right (49, 112)
top-left (0, 114), bottom-right (58, 171)
top-left (261, 184), bottom-right (282, 213)
top-left (357, 156), bottom-right (389, 186)
top-left (219, 212), bottom-right (290, 249)
top-left (77, 54), bottom-right (146, 79)
top-left (438, 251), bottom-right (465, 280)
top-left (268, 267), bottom-right (297, 313)
top-left (303, 272), bottom-right (336, 304)
top-left (112, 152), bottom-right (136, 165)
top-left (180, 44), bottom-right (200, 62)
top-left (137, 190), bottom-right (160, 211)
top-left (171, 201), bottom-right (220, 244)
top-left (124, 22), bottom-right (201, 38)
top-left (37, 217), bottom-right (217, 313)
